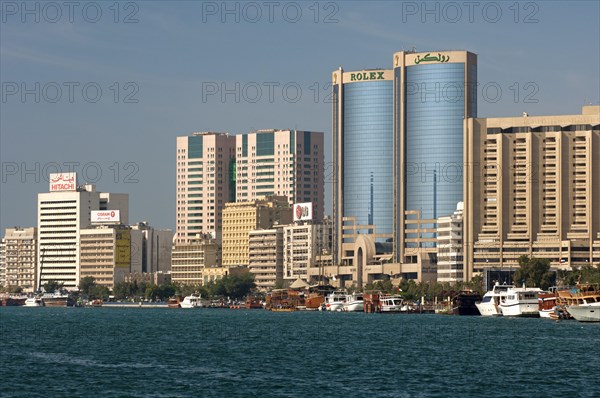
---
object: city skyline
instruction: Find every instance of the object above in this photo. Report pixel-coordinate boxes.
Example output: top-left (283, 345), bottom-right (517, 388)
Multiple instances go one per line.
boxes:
top-left (2, 1), bottom-right (599, 234)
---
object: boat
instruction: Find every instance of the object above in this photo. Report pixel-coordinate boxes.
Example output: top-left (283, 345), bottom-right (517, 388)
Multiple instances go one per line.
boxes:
top-left (89, 299), bottom-right (103, 307)
top-left (475, 283), bottom-right (514, 317)
top-left (24, 296), bottom-right (44, 307)
top-left (42, 291), bottom-right (75, 307)
top-left (244, 295), bottom-right (263, 309)
top-left (167, 297), bottom-right (181, 308)
top-left (379, 295), bottom-right (404, 313)
top-left (1, 295), bottom-right (27, 306)
top-left (555, 284), bottom-right (600, 322)
top-left (567, 302), bottom-right (600, 322)
top-left (324, 290), bottom-right (347, 311)
top-left (342, 292), bottom-right (364, 312)
top-left (265, 289), bottom-right (301, 311)
top-left (538, 290), bottom-right (558, 318)
top-left (180, 294), bottom-right (203, 309)
top-left (499, 286), bottom-right (542, 317)
top-left (451, 290), bottom-right (482, 316)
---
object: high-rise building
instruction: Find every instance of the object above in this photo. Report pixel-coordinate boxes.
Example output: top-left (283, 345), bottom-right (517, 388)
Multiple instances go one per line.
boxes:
top-left (332, 69), bottom-right (394, 266)
top-left (332, 50), bottom-right (477, 283)
top-left (393, 50), bottom-right (477, 263)
top-left (465, 106), bottom-right (600, 278)
top-left (176, 132), bottom-right (236, 244)
top-left (37, 174), bottom-right (128, 290)
top-left (0, 227), bottom-right (37, 292)
top-left (221, 196), bottom-right (292, 267)
top-left (235, 129), bottom-right (324, 220)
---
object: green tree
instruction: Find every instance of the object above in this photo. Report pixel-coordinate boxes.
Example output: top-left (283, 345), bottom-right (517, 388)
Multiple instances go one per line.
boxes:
top-left (513, 256), bottom-right (554, 289)
top-left (79, 276), bottom-right (97, 296)
top-left (43, 280), bottom-right (64, 293)
top-left (89, 285), bottom-right (110, 300)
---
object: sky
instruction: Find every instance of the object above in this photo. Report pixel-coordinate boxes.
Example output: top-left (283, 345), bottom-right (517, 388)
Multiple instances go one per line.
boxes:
top-left (1, 0), bottom-right (599, 233)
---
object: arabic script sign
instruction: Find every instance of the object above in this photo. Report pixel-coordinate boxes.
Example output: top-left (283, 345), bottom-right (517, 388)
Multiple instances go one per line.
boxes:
top-left (293, 202), bottom-right (312, 222)
top-left (91, 210), bottom-right (120, 223)
top-left (415, 53), bottom-right (450, 64)
top-left (49, 172), bottom-right (77, 192)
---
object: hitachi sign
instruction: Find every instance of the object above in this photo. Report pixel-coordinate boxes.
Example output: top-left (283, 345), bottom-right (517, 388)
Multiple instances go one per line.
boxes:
top-left (349, 71), bottom-right (385, 81)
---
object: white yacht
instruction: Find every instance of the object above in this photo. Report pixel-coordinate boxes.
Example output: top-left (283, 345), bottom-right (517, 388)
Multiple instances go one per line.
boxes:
top-left (342, 293), bottom-right (364, 312)
top-left (325, 291), bottom-right (347, 311)
top-left (24, 296), bottom-right (44, 307)
top-left (379, 295), bottom-right (404, 313)
top-left (567, 301), bottom-right (600, 322)
top-left (475, 283), bottom-right (514, 317)
top-left (499, 286), bottom-right (543, 317)
top-left (180, 294), bottom-right (203, 309)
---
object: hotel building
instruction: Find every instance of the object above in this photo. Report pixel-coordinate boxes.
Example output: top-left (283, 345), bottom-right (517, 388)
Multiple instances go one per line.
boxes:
top-left (37, 174), bottom-right (128, 290)
top-left (0, 227), bottom-right (37, 292)
top-left (175, 132), bottom-right (236, 244)
top-left (235, 129), bottom-right (324, 220)
top-left (221, 196), bottom-right (292, 267)
top-left (465, 106), bottom-right (600, 277)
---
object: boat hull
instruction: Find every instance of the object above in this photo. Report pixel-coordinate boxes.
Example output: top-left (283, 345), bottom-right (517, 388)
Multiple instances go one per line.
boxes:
top-left (343, 301), bottom-right (364, 312)
top-left (500, 303), bottom-right (539, 317)
top-left (475, 302), bottom-right (502, 317)
top-left (567, 304), bottom-right (600, 322)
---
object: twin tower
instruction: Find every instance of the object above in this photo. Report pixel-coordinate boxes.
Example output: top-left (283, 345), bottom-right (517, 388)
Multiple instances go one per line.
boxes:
top-left (332, 50), bottom-right (477, 265)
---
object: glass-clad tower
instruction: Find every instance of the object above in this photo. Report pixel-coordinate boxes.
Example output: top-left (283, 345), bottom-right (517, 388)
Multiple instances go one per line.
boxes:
top-left (332, 69), bottom-right (394, 263)
top-left (393, 50), bottom-right (477, 260)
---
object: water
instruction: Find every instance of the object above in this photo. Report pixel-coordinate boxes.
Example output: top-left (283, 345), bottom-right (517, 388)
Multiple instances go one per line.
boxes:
top-left (1, 308), bottom-right (599, 398)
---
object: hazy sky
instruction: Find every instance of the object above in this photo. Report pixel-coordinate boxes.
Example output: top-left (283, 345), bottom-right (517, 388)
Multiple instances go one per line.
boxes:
top-left (1, 0), bottom-right (599, 233)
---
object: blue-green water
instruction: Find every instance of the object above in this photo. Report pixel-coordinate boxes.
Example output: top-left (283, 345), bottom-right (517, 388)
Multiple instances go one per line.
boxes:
top-left (1, 308), bottom-right (599, 398)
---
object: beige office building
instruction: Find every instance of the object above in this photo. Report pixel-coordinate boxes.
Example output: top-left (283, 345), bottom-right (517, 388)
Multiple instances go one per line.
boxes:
top-left (235, 129), bottom-right (324, 220)
top-left (79, 226), bottom-right (132, 289)
top-left (248, 228), bottom-right (284, 290)
top-left (465, 106), bottom-right (600, 277)
top-left (176, 132), bottom-right (236, 244)
top-left (283, 222), bottom-right (331, 282)
top-left (0, 227), bottom-right (37, 292)
top-left (171, 238), bottom-right (217, 285)
top-left (221, 196), bottom-right (292, 267)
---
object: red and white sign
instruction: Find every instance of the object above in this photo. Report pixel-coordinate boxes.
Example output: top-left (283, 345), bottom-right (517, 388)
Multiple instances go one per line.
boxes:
top-left (293, 202), bottom-right (313, 222)
top-left (49, 172), bottom-right (77, 192)
top-left (91, 210), bottom-right (120, 223)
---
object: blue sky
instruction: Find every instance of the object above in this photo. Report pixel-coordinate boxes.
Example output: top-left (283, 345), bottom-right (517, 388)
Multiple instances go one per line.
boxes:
top-left (1, 0), bottom-right (599, 232)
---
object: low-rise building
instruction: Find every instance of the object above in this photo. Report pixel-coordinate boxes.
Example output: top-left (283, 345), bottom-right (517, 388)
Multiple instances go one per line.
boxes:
top-left (79, 225), bottom-right (132, 289)
top-left (171, 237), bottom-right (217, 285)
top-left (283, 222), bottom-right (331, 283)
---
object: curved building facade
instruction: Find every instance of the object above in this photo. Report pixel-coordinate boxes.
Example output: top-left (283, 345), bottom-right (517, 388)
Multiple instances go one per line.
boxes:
top-left (332, 69), bottom-right (393, 262)
top-left (394, 50), bottom-right (477, 255)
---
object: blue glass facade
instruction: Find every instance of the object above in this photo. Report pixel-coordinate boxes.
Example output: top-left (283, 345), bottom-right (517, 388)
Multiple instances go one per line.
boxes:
top-left (405, 63), bottom-right (470, 238)
top-left (343, 81), bottom-right (393, 238)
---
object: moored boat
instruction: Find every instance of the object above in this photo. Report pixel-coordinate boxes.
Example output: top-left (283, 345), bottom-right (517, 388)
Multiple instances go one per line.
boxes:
top-left (538, 290), bottom-right (558, 318)
top-left (324, 290), bottom-right (347, 311)
top-left (452, 290), bottom-right (482, 316)
top-left (499, 286), bottom-right (542, 317)
top-left (475, 283), bottom-right (514, 317)
top-left (342, 292), bottom-right (364, 312)
top-left (180, 294), bottom-right (203, 309)
top-left (24, 296), bottom-right (44, 307)
top-left (567, 302), bottom-right (600, 322)
top-left (41, 291), bottom-right (75, 307)
top-left (167, 297), bottom-right (181, 308)
top-left (379, 295), bottom-right (404, 313)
